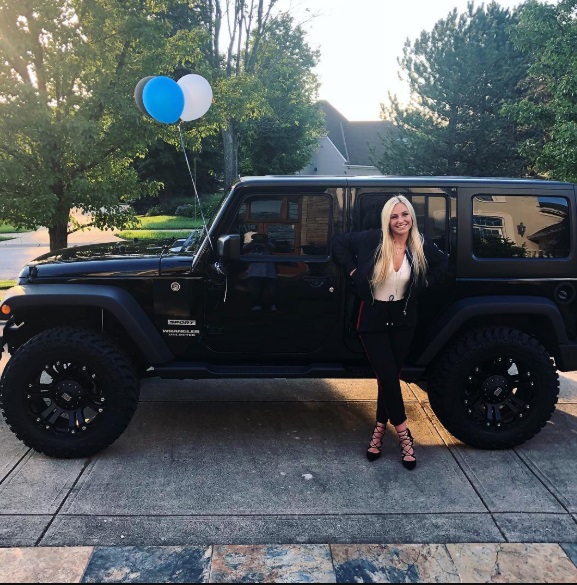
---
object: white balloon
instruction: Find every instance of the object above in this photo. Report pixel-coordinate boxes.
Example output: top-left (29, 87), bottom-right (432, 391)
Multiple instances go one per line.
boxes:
top-left (177, 74), bottom-right (213, 121)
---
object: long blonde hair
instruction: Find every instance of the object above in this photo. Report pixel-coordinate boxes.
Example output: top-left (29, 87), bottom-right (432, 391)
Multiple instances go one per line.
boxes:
top-left (371, 195), bottom-right (427, 287)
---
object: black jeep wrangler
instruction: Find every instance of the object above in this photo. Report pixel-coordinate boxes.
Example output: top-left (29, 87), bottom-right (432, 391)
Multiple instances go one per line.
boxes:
top-left (1, 176), bottom-right (575, 458)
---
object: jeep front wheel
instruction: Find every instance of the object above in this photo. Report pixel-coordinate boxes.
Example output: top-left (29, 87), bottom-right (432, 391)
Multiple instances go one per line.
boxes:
top-left (428, 327), bottom-right (559, 449)
top-left (0, 327), bottom-right (140, 458)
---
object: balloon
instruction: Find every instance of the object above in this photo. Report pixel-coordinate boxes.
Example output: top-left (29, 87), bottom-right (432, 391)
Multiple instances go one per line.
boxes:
top-left (177, 74), bottom-right (213, 121)
top-left (134, 76), bottom-right (155, 117)
top-left (142, 76), bottom-right (185, 124)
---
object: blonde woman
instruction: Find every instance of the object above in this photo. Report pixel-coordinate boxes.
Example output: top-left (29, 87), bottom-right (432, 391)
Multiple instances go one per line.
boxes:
top-left (332, 196), bottom-right (448, 469)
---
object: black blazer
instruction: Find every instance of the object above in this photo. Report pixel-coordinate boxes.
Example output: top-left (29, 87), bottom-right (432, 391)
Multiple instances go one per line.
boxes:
top-left (332, 229), bottom-right (448, 306)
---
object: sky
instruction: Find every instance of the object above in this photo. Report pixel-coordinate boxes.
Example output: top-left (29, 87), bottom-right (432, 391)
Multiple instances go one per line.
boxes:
top-left (279, 0), bottom-right (538, 121)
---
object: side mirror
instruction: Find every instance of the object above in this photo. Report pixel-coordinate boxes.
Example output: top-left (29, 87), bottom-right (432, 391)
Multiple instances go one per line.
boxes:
top-left (217, 234), bottom-right (240, 261)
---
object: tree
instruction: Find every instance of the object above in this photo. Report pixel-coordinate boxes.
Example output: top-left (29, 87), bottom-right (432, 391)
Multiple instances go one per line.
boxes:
top-left (376, 1), bottom-right (529, 177)
top-left (506, 0), bottom-right (577, 182)
top-left (135, 135), bottom-right (223, 208)
top-left (190, 0), bottom-right (322, 188)
top-left (473, 235), bottom-right (527, 257)
top-left (238, 13), bottom-right (324, 176)
top-left (0, 0), bottom-right (204, 250)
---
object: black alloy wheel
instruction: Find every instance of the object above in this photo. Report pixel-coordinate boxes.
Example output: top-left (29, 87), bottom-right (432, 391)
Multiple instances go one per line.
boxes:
top-left (463, 355), bottom-right (535, 427)
top-left (26, 358), bottom-right (106, 436)
top-left (428, 327), bottom-right (559, 449)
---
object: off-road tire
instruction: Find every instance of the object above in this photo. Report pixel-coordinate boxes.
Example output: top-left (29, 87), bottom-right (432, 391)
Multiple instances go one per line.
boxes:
top-left (0, 327), bottom-right (140, 458)
top-left (428, 327), bottom-right (559, 449)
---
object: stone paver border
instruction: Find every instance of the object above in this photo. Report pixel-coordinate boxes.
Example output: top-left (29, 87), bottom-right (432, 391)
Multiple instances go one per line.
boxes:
top-left (1, 543), bottom-right (576, 583)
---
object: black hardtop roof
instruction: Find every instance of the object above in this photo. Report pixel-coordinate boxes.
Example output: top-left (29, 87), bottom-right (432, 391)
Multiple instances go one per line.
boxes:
top-left (235, 175), bottom-right (573, 189)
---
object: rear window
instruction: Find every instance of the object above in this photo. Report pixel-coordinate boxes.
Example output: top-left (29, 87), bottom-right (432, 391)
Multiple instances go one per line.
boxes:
top-left (472, 194), bottom-right (570, 259)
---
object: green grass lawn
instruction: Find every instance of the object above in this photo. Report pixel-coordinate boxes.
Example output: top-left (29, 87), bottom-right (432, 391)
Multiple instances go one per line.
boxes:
top-left (0, 223), bottom-right (26, 233)
top-left (117, 215), bottom-right (200, 240)
top-left (117, 229), bottom-right (192, 240)
top-left (135, 215), bottom-right (199, 230)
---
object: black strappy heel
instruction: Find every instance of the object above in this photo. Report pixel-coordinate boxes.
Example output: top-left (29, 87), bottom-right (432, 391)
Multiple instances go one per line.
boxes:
top-left (397, 427), bottom-right (417, 470)
top-left (366, 422), bottom-right (386, 461)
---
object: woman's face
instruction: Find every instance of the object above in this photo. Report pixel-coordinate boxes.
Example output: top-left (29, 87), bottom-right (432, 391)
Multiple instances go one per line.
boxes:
top-left (389, 202), bottom-right (413, 239)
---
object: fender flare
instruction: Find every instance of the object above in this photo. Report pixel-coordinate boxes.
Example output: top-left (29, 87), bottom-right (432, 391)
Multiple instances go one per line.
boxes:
top-left (1, 284), bottom-right (174, 365)
top-left (415, 295), bottom-right (567, 366)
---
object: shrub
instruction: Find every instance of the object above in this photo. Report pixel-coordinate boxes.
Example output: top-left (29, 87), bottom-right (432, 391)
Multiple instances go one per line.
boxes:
top-left (127, 196), bottom-right (159, 215)
top-left (201, 192), bottom-right (226, 217)
top-left (175, 204), bottom-right (196, 217)
top-left (145, 206), bottom-right (162, 217)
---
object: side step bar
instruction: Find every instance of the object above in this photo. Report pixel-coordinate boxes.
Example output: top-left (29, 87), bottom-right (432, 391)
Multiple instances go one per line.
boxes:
top-left (147, 362), bottom-right (425, 381)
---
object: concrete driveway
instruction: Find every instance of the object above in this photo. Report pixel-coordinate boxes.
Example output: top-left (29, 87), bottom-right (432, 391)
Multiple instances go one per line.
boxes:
top-left (0, 368), bottom-right (577, 582)
top-left (2, 371), bottom-right (576, 547)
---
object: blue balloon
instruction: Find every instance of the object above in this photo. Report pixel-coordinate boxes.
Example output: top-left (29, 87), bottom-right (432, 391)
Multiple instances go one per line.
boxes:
top-left (142, 76), bottom-right (184, 124)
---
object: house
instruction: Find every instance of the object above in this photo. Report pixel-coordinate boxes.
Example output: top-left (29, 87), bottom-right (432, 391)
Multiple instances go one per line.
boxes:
top-left (298, 100), bottom-right (392, 176)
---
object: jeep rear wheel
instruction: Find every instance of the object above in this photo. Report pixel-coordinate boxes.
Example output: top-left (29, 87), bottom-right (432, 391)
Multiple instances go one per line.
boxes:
top-left (0, 327), bottom-right (140, 458)
top-left (428, 327), bottom-right (559, 449)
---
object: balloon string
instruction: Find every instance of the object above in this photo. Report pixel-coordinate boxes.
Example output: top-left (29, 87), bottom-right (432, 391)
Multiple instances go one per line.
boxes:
top-left (177, 122), bottom-right (214, 251)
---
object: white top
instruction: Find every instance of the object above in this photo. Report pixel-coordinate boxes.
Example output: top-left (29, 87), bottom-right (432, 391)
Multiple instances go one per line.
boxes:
top-left (373, 256), bottom-right (411, 301)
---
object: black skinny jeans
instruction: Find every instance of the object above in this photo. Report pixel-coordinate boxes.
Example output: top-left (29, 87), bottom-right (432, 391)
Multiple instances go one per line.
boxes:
top-left (357, 300), bottom-right (416, 426)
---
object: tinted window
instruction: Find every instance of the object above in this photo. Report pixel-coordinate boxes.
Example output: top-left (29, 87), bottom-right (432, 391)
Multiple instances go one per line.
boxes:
top-left (472, 195), bottom-right (570, 259)
top-left (238, 194), bottom-right (331, 257)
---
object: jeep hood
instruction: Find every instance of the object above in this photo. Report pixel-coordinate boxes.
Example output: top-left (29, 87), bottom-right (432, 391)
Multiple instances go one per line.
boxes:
top-left (18, 239), bottom-right (183, 280)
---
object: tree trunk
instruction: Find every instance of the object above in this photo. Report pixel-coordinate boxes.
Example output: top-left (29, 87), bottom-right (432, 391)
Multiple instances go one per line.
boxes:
top-left (222, 122), bottom-right (238, 190)
top-left (447, 105), bottom-right (458, 175)
top-left (48, 193), bottom-right (70, 251)
top-left (47, 181), bottom-right (70, 252)
top-left (48, 222), bottom-right (69, 251)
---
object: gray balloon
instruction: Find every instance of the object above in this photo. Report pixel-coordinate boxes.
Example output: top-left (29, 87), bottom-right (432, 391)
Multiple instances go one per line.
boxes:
top-left (134, 76), bottom-right (155, 116)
